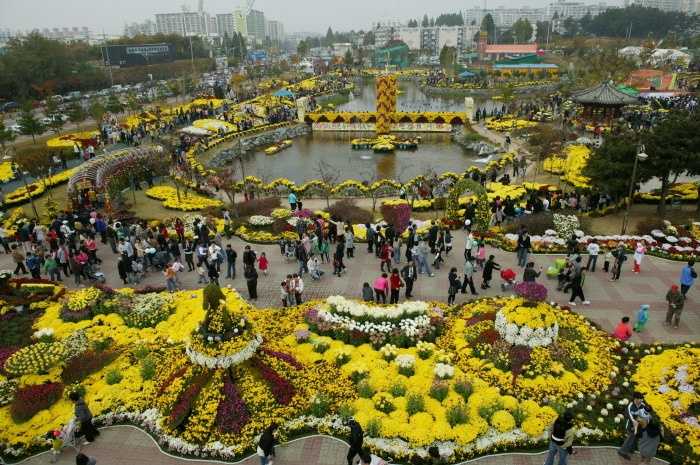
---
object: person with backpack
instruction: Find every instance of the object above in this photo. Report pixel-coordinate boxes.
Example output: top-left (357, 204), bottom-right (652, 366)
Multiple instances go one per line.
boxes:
top-left (665, 284), bottom-right (684, 328)
top-left (346, 419), bottom-right (364, 465)
top-left (257, 424), bottom-right (277, 465)
top-left (611, 243), bottom-right (627, 281)
top-left (244, 265), bottom-right (258, 300)
top-left (618, 391), bottom-right (648, 460)
top-left (679, 259), bottom-right (697, 297)
top-left (543, 411), bottom-right (575, 465)
top-left (638, 415), bottom-right (664, 464)
top-left (69, 392), bottom-right (99, 444)
top-left (568, 256), bottom-right (590, 306)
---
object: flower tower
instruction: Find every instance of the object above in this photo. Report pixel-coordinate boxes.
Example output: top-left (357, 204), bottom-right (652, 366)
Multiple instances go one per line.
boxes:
top-left (375, 74), bottom-right (397, 135)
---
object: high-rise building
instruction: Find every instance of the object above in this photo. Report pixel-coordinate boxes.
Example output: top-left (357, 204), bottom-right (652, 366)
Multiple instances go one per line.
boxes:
top-left (246, 9), bottom-right (266, 44)
top-left (374, 24), bottom-right (480, 55)
top-left (629, 0), bottom-right (698, 13)
top-left (463, 1), bottom-right (610, 28)
top-left (233, 8), bottom-right (248, 36)
top-left (216, 13), bottom-right (235, 37)
top-left (266, 20), bottom-right (285, 43)
top-left (155, 12), bottom-right (206, 36)
top-left (124, 20), bottom-right (156, 37)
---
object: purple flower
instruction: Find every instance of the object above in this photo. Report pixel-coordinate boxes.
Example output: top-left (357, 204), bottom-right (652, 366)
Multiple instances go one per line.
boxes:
top-left (514, 282), bottom-right (548, 302)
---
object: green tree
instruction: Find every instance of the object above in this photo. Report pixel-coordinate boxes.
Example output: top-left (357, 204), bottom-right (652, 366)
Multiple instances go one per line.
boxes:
top-left (0, 119), bottom-right (17, 153)
top-left (66, 101), bottom-right (86, 129)
top-left (639, 112), bottom-right (700, 216)
top-left (481, 14), bottom-right (496, 43)
top-left (126, 92), bottom-right (141, 113)
top-left (562, 17), bottom-right (580, 37)
top-left (584, 133), bottom-right (640, 199)
top-left (512, 18), bottom-right (534, 43)
top-left (105, 94), bottom-right (124, 114)
top-left (47, 114), bottom-right (65, 134)
top-left (88, 100), bottom-right (106, 130)
top-left (344, 49), bottom-right (353, 67)
top-left (325, 27), bottom-right (334, 46)
top-left (421, 14), bottom-right (430, 27)
top-left (17, 104), bottom-right (44, 144)
top-left (439, 46), bottom-right (457, 76)
top-left (528, 125), bottom-right (566, 175)
top-left (363, 31), bottom-right (375, 46)
top-left (297, 39), bottom-right (309, 56)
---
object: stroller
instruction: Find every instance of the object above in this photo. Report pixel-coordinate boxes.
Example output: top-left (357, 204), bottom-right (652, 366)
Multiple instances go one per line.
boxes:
top-left (151, 250), bottom-right (170, 271)
top-left (48, 419), bottom-right (80, 462)
top-left (83, 262), bottom-right (106, 284)
top-left (500, 268), bottom-right (517, 292)
top-left (284, 241), bottom-right (297, 263)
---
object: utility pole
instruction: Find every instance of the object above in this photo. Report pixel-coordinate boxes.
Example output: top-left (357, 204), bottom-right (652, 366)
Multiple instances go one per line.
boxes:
top-left (182, 4), bottom-right (197, 77)
top-left (102, 30), bottom-right (114, 87)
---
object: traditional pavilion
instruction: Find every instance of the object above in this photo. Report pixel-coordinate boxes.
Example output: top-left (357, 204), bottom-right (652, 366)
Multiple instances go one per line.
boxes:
top-left (571, 81), bottom-right (638, 123)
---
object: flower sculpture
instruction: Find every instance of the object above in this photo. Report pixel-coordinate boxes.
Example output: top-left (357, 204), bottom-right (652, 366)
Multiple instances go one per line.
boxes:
top-left (494, 299), bottom-right (559, 348)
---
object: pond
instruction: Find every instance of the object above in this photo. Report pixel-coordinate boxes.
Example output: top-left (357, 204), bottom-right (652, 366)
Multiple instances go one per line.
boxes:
top-left (232, 79), bottom-right (506, 184)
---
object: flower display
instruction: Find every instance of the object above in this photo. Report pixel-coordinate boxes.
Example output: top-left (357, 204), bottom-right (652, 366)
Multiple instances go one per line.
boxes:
top-left (248, 215), bottom-right (274, 226)
top-left (61, 287), bottom-right (103, 321)
top-left (3, 342), bottom-right (65, 376)
top-left (146, 186), bottom-right (223, 212)
top-left (485, 116), bottom-right (538, 132)
top-left (121, 293), bottom-right (174, 329)
top-left (0, 162), bottom-right (15, 184)
top-left (495, 300), bottom-right (559, 348)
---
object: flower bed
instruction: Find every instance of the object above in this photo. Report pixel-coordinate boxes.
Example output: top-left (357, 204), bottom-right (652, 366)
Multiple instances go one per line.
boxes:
top-left (145, 185), bottom-right (223, 212)
top-left (0, 286), bottom-right (697, 465)
top-left (304, 297), bottom-right (446, 348)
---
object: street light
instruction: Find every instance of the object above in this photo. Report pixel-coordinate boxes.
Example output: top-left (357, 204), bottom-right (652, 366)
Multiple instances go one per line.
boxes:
top-left (620, 145), bottom-right (648, 235)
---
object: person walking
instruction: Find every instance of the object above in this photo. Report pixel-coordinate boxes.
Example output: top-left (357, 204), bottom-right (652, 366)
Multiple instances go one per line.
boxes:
top-left (481, 255), bottom-right (500, 289)
top-left (461, 255), bottom-right (478, 295)
top-left (43, 254), bottom-right (61, 281)
top-left (288, 191), bottom-right (298, 210)
top-left (345, 227), bottom-right (355, 258)
top-left (679, 259), bottom-right (696, 297)
top-left (389, 268), bottom-right (403, 304)
top-left (618, 392), bottom-right (648, 460)
top-left (665, 284), bottom-right (684, 328)
top-left (638, 417), bottom-right (664, 464)
top-left (633, 242), bottom-right (646, 273)
top-left (543, 411), bottom-right (575, 465)
top-left (401, 260), bottom-right (417, 299)
top-left (292, 274), bottom-right (304, 304)
top-left (334, 241), bottom-right (346, 276)
top-left (568, 256), bottom-right (590, 306)
top-left (346, 419), bottom-right (364, 465)
top-left (69, 392), bottom-right (99, 444)
top-left (244, 265), bottom-right (258, 300)
top-left (207, 262), bottom-right (220, 286)
top-left (184, 240), bottom-right (195, 272)
top-left (258, 252), bottom-right (269, 276)
top-left (164, 265), bottom-right (179, 292)
top-left (257, 424), bottom-right (277, 465)
top-left (379, 241), bottom-right (393, 273)
top-left (447, 267), bottom-right (460, 305)
top-left (225, 244), bottom-right (237, 279)
top-left (516, 228), bottom-right (531, 268)
top-left (585, 239), bottom-right (599, 272)
top-left (11, 245), bottom-right (27, 275)
top-left (373, 273), bottom-right (389, 304)
top-left (522, 262), bottom-right (541, 283)
top-left (611, 243), bottom-right (627, 281)
top-left (634, 304), bottom-right (650, 332)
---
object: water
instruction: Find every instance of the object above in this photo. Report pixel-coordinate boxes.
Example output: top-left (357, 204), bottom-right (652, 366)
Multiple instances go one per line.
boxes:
top-left (233, 79), bottom-right (504, 184)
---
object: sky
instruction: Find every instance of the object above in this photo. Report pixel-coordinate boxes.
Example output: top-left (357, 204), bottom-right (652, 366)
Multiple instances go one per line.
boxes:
top-left (0, 0), bottom-right (621, 34)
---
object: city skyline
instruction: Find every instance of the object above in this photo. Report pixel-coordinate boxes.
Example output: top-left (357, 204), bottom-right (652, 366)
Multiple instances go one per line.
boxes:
top-left (0, 0), bottom-right (625, 35)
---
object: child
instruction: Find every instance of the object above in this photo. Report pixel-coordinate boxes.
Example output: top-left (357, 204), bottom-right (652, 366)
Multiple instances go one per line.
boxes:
top-left (634, 304), bottom-right (650, 332)
top-left (612, 316), bottom-right (633, 341)
top-left (433, 247), bottom-right (444, 270)
top-left (280, 281), bottom-right (289, 307)
top-left (196, 264), bottom-right (209, 284)
top-left (476, 240), bottom-right (486, 269)
top-left (362, 282), bottom-right (374, 302)
top-left (258, 252), bottom-right (269, 276)
top-left (603, 248), bottom-right (612, 273)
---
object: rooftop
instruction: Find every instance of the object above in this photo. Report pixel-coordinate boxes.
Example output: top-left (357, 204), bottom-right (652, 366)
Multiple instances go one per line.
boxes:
top-left (484, 44), bottom-right (538, 54)
top-left (572, 81), bottom-right (639, 106)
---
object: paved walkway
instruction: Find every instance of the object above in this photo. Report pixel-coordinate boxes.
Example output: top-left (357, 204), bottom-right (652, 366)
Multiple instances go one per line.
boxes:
top-left (3, 228), bottom-right (697, 343)
top-left (18, 427), bottom-right (666, 465)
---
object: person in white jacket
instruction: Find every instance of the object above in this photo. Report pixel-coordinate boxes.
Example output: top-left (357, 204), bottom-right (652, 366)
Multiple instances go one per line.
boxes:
top-left (586, 240), bottom-right (600, 272)
top-left (308, 257), bottom-right (323, 280)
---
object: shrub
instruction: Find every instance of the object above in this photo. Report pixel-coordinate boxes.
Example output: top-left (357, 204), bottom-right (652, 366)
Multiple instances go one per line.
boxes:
top-left (366, 418), bottom-right (382, 437)
top-left (133, 345), bottom-right (150, 360)
top-left (503, 212), bottom-right (554, 235)
top-left (429, 380), bottom-right (449, 402)
top-left (231, 197), bottom-right (280, 217)
top-left (337, 403), bottom-right (356, 420)
top-left (634, 217), bottom-right (666, 235)
top-left (140, 356), bottom-right (156, 380)
top-left (308, 394), bottom-right (331, 417)
top-left (326, 199), bottom-right (373, 225)
top-left (380, 203), bottom-right (412, 234)
top-left (61, 350), bottom-right (118, 384)
top-left (10, 383), bottom-right (64, 423)
top-left (453, 379), bottom-right (473, 401)
top-left (405, 393), bottom-right (425, 415)
top-left (446, 402), bottom-right (469, 426)
top-left (358, 381), bottom-right (375, 398)
top-left (105, 369), bottom-right (123, 385)
top-left (390, 381), bottom-right (407, 397)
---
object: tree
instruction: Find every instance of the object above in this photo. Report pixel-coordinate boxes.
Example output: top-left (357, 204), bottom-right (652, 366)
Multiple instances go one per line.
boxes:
top-left (435, 13), bottom-right (464, 27)
top-left (640, 112), bottom-right (700, 217)
top-left (344, 49), bottom-right (353, 67)
top-left (210, 167), bottom-right (238, 210)
top-left (66, 101), bottom-right (86, 130)
top-left (315, 160), bottom-right (339, 208)
top-left (325, 27), bottom-right (335, 46)
top-left (88, 100), bottom-right (106, 130)
top-left (421, 14), bottom-right (430, 27)
top-left (297, 39), bottom-right (309, 57)
top-left (47, 114), bottom-right (65, 134)
top-left (528, 126), bottom-right (566, 175)
top-left (481, 14), bottom-right (496, 43)
top-left (439, 46), bottom-right (457, 76)
top-left (0, 119), bottom-right (17, 153)
top-left (535, 21), bottom-right (552, 43)
top-left (562, 17), bottom-right (580, 37)
top-left (363, 31), bottom-right (375, 46)
top-left (105, 94), bottom-right (124, 114)
top-left (17, 104), bottom-right (44, 144)
top-left (512, 18), bottom-right (534, 43)
top-left (584, 134), bottom-right (640, 199)
top-left (126, 92), bottom-right (141, 113)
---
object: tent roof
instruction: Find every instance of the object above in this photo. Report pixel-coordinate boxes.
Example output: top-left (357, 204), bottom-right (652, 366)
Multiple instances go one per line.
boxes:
top-left (459, 70), bottom-right (476, 78)
top-left (273, 88), bottom-right (294, 98)
top-left (572, 81), bottom-right (638, 106)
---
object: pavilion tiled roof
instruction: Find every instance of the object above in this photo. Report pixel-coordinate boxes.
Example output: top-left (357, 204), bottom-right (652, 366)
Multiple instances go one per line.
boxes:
top-left (572, 81), bottom-right (639, 106)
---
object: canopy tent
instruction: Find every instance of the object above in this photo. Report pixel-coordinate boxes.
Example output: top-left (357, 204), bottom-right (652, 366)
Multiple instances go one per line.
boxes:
top-left (616, 84), bottom-right (640, 97)
top-left (273, 89), bottom-right (294, 98)
top-left (459, 70), bottom-right (476, 79)
top-left (180, 127), bottom-right (212, 136)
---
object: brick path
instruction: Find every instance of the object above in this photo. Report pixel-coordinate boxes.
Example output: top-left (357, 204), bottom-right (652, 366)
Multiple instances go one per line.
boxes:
top-left (2, 229), bottom-right (696, 343)
top-left (21, 427), bottom-right (666, 465)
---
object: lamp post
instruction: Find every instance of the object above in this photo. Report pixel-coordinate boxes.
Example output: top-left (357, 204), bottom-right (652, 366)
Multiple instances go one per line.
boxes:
top-left (620, 145), bottom-right (648, 235)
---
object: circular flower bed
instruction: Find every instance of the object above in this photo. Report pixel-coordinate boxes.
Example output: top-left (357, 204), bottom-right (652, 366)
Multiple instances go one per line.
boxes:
top-left (248, 215), bottom-right (274, 227)
top-left (438, 297), bottom-right (617, 400)
top-left (60, 287), bottom-right (104, 321)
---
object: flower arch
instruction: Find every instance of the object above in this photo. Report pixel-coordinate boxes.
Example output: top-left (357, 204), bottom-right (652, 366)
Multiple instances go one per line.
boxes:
top-left (446, 178), bottom-right (490, 231)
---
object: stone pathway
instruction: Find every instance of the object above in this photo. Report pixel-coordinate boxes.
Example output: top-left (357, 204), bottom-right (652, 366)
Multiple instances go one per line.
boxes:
top-left (17, 427), bottom-right (666, 465)
top-left (3, 229), bottom-right (696, 344)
